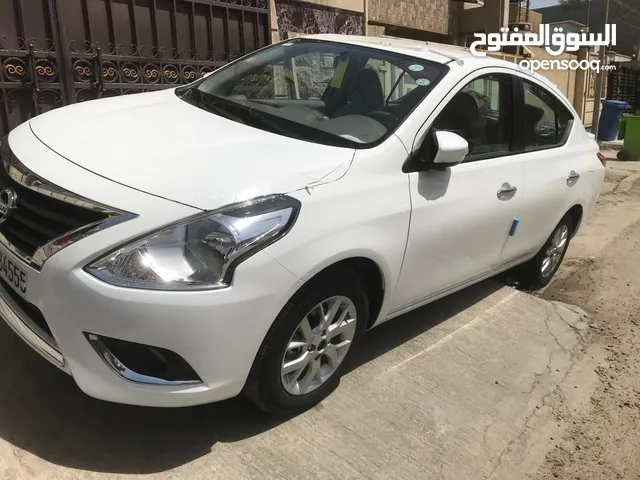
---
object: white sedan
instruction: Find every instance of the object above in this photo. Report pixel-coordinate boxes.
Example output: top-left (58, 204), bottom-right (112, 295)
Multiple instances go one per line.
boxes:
top-left (0, 34), bottom-right (604, 415)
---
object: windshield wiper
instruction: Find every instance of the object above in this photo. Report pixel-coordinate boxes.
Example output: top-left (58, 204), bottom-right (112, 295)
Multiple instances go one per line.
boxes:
top-left (240, 107), bottom-right (303, 139)
top-left (182, 89), bottom-right (295, 138)
top-left (181, 88), bottom-right (246, 124)
top-left (180, 88), bottom-right (322, 143)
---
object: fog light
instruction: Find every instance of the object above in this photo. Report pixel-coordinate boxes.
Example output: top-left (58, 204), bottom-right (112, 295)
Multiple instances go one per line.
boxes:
top-left (86, 333), bottom-right (201, 385)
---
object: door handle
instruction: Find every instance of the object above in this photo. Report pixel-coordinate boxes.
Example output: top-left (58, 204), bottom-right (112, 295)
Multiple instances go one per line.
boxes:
top-left (497, 182), bottom-right (517, 201)
top-left (566, 170), bottom-right (580, 186)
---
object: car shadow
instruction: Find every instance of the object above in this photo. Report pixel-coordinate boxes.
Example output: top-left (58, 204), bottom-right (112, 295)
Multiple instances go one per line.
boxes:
top-left (0, 279), bottom-right (504, 474)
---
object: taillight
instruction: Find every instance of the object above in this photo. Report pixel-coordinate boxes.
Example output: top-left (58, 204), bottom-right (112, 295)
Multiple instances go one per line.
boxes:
top-left (597, 152), bottom-right (607, 167)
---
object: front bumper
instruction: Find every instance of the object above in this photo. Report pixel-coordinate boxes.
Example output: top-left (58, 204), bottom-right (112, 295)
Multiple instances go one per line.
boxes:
top-left (0, 126), bottom-right (304, 407)
top-left (0, 280), bottom-right (66, 371)
top-left (1, 247), bottom-right (302, 407)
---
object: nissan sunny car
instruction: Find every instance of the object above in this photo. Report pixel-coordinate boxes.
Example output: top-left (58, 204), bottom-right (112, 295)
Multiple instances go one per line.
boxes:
top-left (0, 35), bottom-right (604, 415)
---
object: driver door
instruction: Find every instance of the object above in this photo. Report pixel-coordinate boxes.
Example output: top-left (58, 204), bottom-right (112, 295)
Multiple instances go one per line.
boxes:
top-left (390, 72), bottom-right (524, 313)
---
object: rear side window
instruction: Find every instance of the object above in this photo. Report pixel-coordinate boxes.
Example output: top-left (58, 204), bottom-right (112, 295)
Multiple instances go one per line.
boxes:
top-left (522, 80), bottom-right (573, 150)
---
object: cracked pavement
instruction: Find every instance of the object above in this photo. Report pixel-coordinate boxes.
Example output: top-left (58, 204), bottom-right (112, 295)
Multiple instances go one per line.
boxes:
top-left (0, 279), bottom-right (598, 480)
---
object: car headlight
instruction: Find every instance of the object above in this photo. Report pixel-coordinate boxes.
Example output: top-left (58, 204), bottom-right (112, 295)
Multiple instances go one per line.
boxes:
top-left (86, 195), bottom-right (300, 290)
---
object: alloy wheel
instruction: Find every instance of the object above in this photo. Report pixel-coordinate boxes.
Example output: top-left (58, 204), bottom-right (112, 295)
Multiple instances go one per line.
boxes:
top-left (541, 224), bottom-right (569, 278)
top-left (281, 296), bottom-right (357, 396)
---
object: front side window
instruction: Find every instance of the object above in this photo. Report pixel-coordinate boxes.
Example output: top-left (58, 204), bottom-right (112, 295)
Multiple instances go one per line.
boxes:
top-left (522, 80), bottom-right (573, 150)
top-left (177, 39), bottom-right (448, 148)
top-left (431, 73), bottom-right (513, 159)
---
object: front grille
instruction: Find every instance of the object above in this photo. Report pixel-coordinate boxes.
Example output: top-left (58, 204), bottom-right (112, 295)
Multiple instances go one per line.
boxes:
top-left (0, 139), bottom-right (110, 260)
top-left (0, 141), bottom-right (109, 257)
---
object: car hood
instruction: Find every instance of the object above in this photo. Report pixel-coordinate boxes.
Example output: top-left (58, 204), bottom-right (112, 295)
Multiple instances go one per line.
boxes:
top-left (28, 89), bottom-right (354, 210)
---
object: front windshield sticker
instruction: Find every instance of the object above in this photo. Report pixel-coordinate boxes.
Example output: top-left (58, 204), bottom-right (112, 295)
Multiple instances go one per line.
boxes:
top-left (408, 64), bottom-right (424, 72)
top-left (416, 78), bottom-right (430, 86)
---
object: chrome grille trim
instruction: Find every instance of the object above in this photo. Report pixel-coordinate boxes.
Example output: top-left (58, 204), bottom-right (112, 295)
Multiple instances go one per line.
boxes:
top-left (0, 138), bottom-right (137, 270)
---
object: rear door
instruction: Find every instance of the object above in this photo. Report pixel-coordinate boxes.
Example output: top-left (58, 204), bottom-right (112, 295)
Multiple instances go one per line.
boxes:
top-left (501, 76), bottom-right (589, 262)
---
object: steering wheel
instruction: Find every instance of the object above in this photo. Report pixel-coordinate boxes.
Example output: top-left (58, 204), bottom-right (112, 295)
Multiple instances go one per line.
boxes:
top-left (367, 111), bottom-right (399, 130)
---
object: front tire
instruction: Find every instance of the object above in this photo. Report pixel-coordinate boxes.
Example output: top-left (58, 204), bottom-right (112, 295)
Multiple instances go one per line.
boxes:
top-left (244, 267), bottom-right (368, 416)
top-left (514, 215), bottom-right (573, 290)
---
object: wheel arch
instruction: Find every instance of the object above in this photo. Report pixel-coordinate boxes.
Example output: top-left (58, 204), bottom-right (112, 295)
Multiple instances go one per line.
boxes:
top-left (278, 251), bottom-right (391, 329)
top-left (566, 203), bottom-right (584, 237)
top-left (306, 257), bottom-right (386, 329)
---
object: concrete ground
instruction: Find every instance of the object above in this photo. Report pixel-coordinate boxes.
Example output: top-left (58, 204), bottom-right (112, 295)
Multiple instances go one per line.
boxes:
top-left (532, 158), bottom-right (640, 480)
top-left (0, 283), bottom-right (597, 480)
top-left (1, 159), bottom-right (639, 480)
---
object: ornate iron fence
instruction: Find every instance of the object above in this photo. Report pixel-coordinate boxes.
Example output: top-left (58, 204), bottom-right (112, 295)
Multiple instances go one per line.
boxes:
top-left (0, 0), bottom-right (270, 137)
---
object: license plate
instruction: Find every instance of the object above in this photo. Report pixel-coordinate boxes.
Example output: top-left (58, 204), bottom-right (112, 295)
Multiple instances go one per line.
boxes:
top-left (0, 246), bottom-right (28, 299)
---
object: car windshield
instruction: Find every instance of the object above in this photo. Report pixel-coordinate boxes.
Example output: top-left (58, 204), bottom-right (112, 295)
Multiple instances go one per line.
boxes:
top-left (177, 39), bottom-right (448, 148)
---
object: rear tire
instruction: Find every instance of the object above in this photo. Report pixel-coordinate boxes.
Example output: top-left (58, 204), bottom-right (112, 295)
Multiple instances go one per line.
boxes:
top-left (244, 267), bottom-right (368, 416)
top-left (513, 215), bottom-right (573, 290)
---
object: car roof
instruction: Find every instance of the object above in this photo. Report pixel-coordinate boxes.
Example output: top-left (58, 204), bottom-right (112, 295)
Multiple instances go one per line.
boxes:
top-left (304, 34), bottom-right (491, 66)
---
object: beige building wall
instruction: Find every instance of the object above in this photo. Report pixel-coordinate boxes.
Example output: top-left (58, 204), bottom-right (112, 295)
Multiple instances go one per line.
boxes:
top-left (266, 1), bottom-right (598, 123)
top-left (269, 0), bottom-right (366, 42)
top-left (508, 5), bottom-right (542, 33)
top-left (368, 0), bottom-right (453, 37)
top-left (525, 47), bottom-right (577, 104)
top-left (304, 0), bottom-right (364, 11)
top-left (459, 0), bottom-right (509, 39)
top-left (490, 47), bottom-right (603, 126)
top-left (270, 0), bottom-right (280, 42)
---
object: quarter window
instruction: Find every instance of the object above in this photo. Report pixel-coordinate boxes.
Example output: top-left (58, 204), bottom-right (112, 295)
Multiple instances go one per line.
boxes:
top-left (522, 80), bottom-right (573, 149)
top-left (432, 73), bottom-right (513, 159)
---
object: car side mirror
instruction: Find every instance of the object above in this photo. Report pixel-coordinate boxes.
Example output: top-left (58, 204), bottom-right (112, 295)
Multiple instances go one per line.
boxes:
top-left (432, 131), bottom-right (468, 168)
top-left (403, 130), bottom-right (469, 173)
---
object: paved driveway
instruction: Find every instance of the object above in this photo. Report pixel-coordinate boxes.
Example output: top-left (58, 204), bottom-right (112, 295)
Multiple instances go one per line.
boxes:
top-left (0, 280), bottom-right (598, 480)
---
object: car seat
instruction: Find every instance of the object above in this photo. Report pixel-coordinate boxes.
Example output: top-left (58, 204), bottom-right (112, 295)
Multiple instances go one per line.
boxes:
top-left (434, 92), bottom-right (487, 154)
top-left (524, 104), bottom-right (545, 147)
top-left (329, 65), bottom-right (385, 118)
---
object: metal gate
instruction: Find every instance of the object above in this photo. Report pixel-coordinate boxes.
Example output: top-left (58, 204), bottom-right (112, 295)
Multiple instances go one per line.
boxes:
top-left (0, 0), bottom-right (270, 137)
top-left (608, 64), bottom-right (640, 110)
